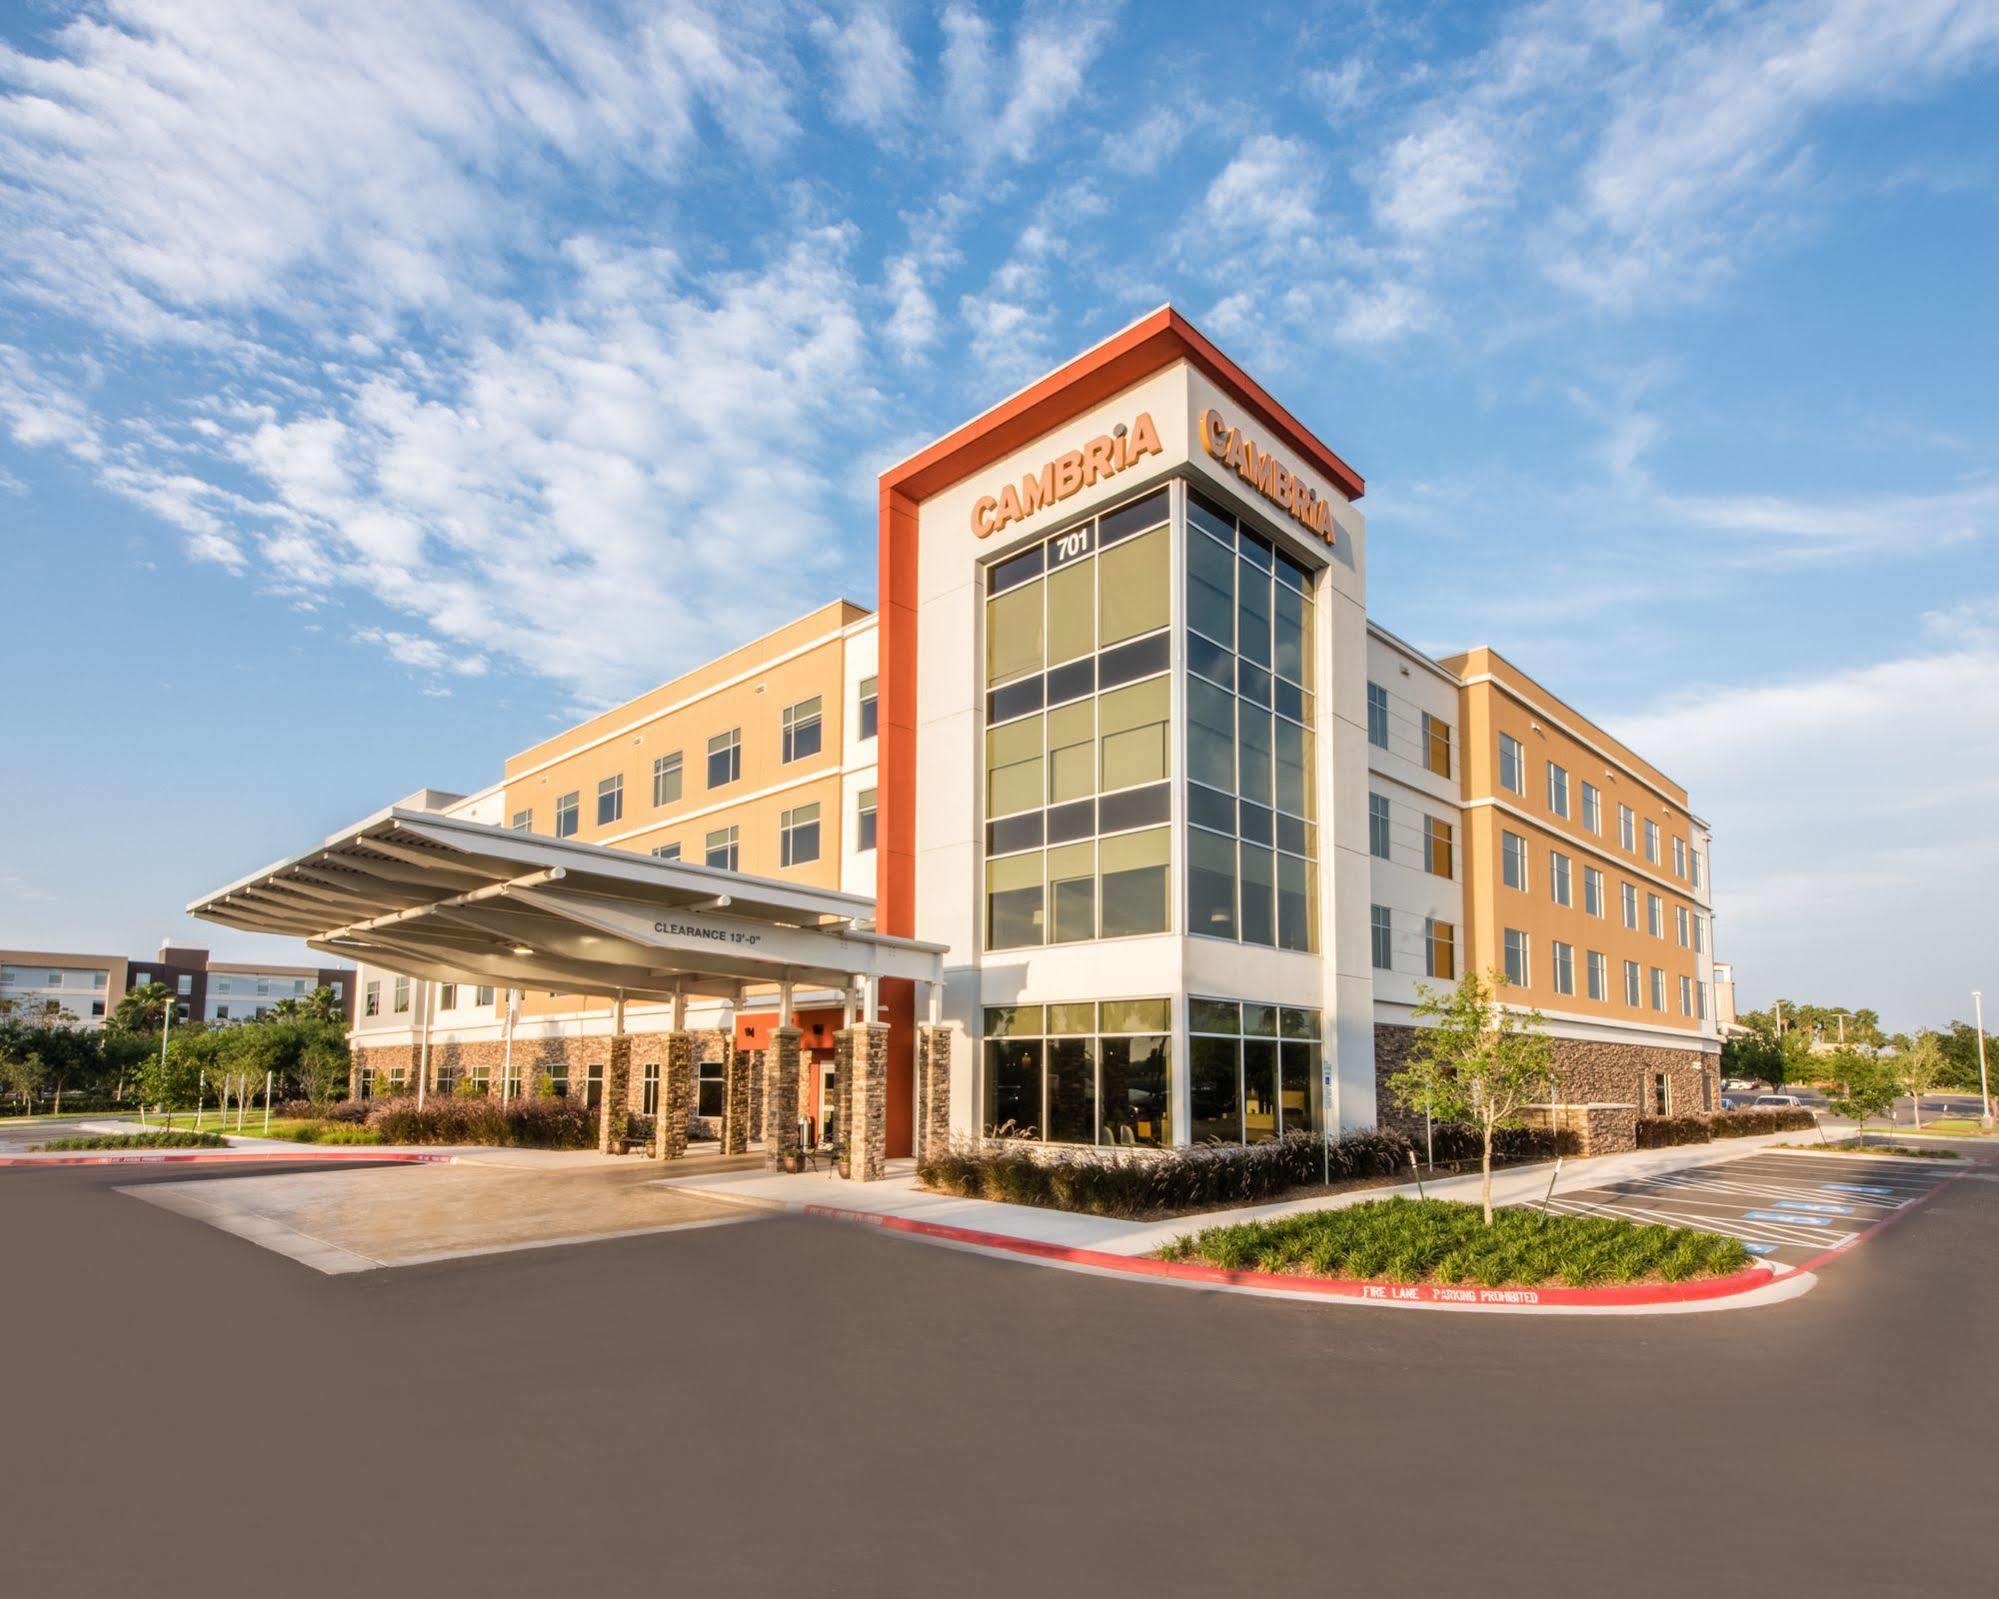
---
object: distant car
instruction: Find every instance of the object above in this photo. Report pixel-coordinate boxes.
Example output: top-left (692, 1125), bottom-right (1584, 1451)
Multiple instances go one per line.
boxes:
top-left (1722, 1079), bottom-right (1758, 1092)
top-left (1720, 1094), bottom-right (1755, 1110)
top-left (1753, 1094), bottom-right (1803, 1108)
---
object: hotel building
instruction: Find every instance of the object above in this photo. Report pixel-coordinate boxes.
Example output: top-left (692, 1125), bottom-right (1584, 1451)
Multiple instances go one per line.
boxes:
top-left (212, 308), bottom-right (1721, 1167)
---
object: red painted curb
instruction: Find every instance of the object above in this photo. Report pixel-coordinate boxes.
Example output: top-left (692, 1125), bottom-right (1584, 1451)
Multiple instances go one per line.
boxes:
top-left (0, 1150), bottom-right (452, 1169)
top-left (799, 1204), bottom-right (1775, 1310)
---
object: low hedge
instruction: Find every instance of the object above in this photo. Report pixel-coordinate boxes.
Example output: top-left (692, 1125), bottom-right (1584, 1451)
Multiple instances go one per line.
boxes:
top-left (1636, 1107), bottom-right (1819, 1148)
top-left (1711, 1107), bottom-right (1817, 1137)
top-left (35, 1130), bottom-right (227, 1151)
top-left (919, 1124), bottom-right (1574, 1220)
top-left (1636, 1115), bottom-right (1712, 1149)
top-left (361, 1094), bottom-right (597, 1149)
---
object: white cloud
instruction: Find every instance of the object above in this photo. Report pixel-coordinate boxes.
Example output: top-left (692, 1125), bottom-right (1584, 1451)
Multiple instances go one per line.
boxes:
top-left (1371, 112), bottom-right (1511, 236)
top-left (0, 345), bottom-right (102, 461)
top-left (1619, 629), bottom-right (1999, 1027)
top-left (813, 4), bottom-right (917, 134)
top-left (0, 0), bottom-right (798, 341)
top-left (1665, 479), bottom-right (1999, 568)
top-left (1550, 0), bottom-right (1999, 307)
top-left (941, 1), bottom-right (1118, 168)
top-left (1204, 134), bottom-right (1322, 240)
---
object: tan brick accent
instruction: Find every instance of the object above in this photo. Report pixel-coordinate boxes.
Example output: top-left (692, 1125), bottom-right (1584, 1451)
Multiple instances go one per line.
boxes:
top-left (722, 1035), bottom-right (751, 1155)
top-left (1375, 1023), bottom-right (1718, 1136)
top-left (848, 1023), bottom-right (889, 1182)
top-left (766, 1028), bottom-right (803, 1172)
top-left (1521, 1102), bottom-right (1639, 1156)
top-left (916, 1025), bottom-right (951, 1162)
top-left (656, 1032), bottom-right (694, 1159)
top-left (832, 1029), bottom-right (854, 1178)
top-left (597, 1032), bottom-right (633, 1155)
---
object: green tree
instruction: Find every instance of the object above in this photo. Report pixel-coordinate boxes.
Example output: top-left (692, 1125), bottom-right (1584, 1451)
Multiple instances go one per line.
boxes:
top-left (1823, 1053), bottom-right (1897, 1148)
top-left (1387, 969), bottom-right (1557, 1225)
top-left (0, 1047), bottom-right (49, 1115)
top-left (1898, 1034), bottom-right (1950, 1130)
top-left (1721, 1027), bottom-right (1785, 1087)
top-left (136, 1041), bottom-right (202, 1125)
top-left (106, 981), bottom-right (175, 1039)
top-left (1933, 1021), bottom-right (1990, 1092)
top-left (267, 987), bottom-right (345, 1025)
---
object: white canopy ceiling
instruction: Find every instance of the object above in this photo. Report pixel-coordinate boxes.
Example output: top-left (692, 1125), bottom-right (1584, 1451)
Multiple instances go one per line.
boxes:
top-left (189, 807), bottom-right (943, 1004)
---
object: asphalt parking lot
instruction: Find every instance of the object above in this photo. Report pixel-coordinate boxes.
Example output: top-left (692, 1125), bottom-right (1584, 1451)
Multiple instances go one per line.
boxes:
top-left (1540, 1149), bottom-right (1964, 1269)
top-left (3, 1151), bottom-right (1995, 1598)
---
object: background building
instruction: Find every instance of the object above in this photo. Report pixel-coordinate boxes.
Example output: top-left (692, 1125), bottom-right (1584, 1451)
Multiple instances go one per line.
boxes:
top-left (0, 942), bottom-right (354, 1028)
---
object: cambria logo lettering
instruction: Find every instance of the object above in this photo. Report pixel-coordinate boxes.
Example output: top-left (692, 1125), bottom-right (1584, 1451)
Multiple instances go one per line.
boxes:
top-left (1199, 408), bottom-right (1337, 543)
top-left (971, 412), bottom-right (1163, 537)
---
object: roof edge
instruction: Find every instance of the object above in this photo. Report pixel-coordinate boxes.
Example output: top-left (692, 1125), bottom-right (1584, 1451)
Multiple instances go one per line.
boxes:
top-left (880, 306), bottom-right (1364, 506)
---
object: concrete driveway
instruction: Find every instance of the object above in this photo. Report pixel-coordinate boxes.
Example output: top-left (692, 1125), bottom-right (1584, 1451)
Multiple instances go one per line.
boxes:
top-left (123, 1149), bottom-right (769, 1272)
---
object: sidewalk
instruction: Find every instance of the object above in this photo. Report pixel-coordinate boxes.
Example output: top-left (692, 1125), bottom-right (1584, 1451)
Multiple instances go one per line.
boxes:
top-left (659, 1129), bottom-right (1825, 1258)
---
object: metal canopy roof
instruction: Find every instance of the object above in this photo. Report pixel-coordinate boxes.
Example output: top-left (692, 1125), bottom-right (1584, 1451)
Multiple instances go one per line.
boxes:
top-left (188, 807), bottom-right (944, 1004)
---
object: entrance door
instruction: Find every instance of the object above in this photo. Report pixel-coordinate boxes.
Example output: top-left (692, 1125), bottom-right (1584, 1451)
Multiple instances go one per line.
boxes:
top-left (817, 1058), bottom-right (838, 1138)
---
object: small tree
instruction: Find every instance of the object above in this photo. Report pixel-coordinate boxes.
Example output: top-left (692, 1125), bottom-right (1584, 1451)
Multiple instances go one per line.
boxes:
top-left (1387, 969), bottom-right (1556, 1225)
top-left (0, 1048), bottom-right (50, 1115)
top-left (1899, 1034), bottom-right (1949, 1130)
top-left (1824, 1054), bottom-right (1897, 1148)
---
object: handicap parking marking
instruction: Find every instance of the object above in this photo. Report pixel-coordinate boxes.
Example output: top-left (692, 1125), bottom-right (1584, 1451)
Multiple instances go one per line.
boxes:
top-left (1744, 1211), bottom-right (1832, 1227)
top-left (1770, 1200), bottom-right (1856, 1215)
top-left (1820, 1183), bottom-right (1902, 1198)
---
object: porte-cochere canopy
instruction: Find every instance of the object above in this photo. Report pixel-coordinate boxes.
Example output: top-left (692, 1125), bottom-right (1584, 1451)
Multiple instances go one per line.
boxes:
top-left (188, 806), bottom-right (943, 1003)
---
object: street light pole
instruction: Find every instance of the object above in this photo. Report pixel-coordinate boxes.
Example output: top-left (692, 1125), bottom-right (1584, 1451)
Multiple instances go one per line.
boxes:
top-left (159, 990), bottom-right (173, 1127)
top-left (1975, 989), bottom-right (1991, 1131)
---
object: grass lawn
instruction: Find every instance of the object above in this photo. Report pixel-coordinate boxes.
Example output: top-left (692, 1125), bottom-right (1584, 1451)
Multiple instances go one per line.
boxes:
top-left (1159, 1197), bottom-right (1750, 1288)
top-left (0, 1109), bottom-right (138, 1125)
top-left (1899, 1120), bottom-right (1996, 1138)
top-left (1783, 1139), bottom-right (1961, 1159)
top-left (34, 1130), bottom-right (228, 1152)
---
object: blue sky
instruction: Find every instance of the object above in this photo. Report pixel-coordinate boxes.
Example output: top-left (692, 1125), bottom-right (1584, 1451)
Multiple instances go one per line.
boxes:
top-left (1, 0), bottom-right (1995, 1030)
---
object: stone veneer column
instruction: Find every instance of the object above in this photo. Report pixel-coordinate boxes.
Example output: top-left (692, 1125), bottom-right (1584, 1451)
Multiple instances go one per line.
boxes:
top-left (832, 1030), bottom-right (855, 1178)
top-left (915, 1026), bottom-right (951, 1163)
top-left (597, 1032), bottom-right (633, 1155)
top-left (765, 1028), bottom-right (803, 1172)
top-left (749, 1049), bottom-right (766, 1143)
top-left (348, 1058), bottom-right (362, 1101)
top-left (848, 1022), bottom-right (889, 1182)
top-left (656, 1032), bottom-right (694, 1160)
top-left (721, 1034), bottom-right (750, 1156)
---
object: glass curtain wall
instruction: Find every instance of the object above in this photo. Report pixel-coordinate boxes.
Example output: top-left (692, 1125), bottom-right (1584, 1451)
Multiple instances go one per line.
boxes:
top-left (983, 999), bottom-right (1172, 1146)
top-left (983, 487), bottom-right (1173, 950)
top-left (1184, 487), bottom-right (1319, 952)
top-left (1187, 999), bottom-right (1323, 1142)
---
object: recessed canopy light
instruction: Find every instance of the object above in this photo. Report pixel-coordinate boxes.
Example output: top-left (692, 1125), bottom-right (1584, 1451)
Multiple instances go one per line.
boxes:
top-left (511, 945), bottom-right (534, 956)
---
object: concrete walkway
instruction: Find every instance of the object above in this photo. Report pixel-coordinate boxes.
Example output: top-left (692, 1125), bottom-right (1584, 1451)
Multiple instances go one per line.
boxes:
top-left (661, 1130), bottom-right (1833, 1257)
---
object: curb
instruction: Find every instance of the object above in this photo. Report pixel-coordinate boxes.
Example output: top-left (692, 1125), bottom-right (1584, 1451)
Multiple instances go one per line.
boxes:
top-left (799, 1203), bottom-right (1802, 1316)
top-left (0, 1150), bottom-right (454, 1170)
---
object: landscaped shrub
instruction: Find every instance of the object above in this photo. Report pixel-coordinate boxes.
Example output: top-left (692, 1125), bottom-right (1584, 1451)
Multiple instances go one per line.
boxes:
top-left (918, 1125), bottom-right (1574, 1220)
top-left (361, 1093), bottom-right (596, 1149)
top-left (1636, 1115), bottom-right (1712, 1149)
top-left (1711, 1107), bottom-right (1817, 1137)
top-left (325, 1098), bottom-right (373, 1124)
top-left (1161, 1197), bottom-right (1750, 1287)
top-left (266, 1122), bottom-right (385, 1145)
top-left (35, 1130), bottom-right (227, 1151)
